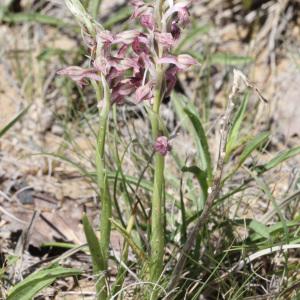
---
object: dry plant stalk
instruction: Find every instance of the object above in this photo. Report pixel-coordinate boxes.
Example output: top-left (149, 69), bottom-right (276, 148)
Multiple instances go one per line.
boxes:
top-left (166, 69), bottom-right (266, 295)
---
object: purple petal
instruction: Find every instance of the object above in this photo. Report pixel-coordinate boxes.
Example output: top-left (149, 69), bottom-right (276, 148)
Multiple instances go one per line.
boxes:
top-left (157, 56), bottom-right (178, 65)
top-left (178, 6), bottom-right (190, 26)
top-left (155, 32), bottom-right (175, 49)
top-left (114, 30), bottom-right (140, 45)
top-left (135, 81), bottom-right (153, 102)
top-left (140, 14), bottom-right (155, 30)
top-left (97, 30), bottom-right (115, 44)
top-left (164, 1), bottom-right (189, 20)
top-left (165, 66), bottom-right (178, 96)
top-left (170, 21), bottom-right (181, 39)
top-left (154, 136), bottom-right (171, 156)
top-left (132, 36), bottom-right (149, 54)
top-left (158, 54), bottom-right (197, 70)
top-left (57, 66), bottom-right (101, 86)
top-left (177, 54), bottom-right (198, 69)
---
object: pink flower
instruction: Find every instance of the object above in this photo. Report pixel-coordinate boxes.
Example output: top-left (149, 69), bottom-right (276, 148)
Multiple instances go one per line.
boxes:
top-left (112, 80), bottom-right (135, 105)
top-left (140, 14), bottom-right (155, 30)
top-left (165, 66), bottom-right (178, 96)
top-left (158, 54), bottom-right (198, 70)
top-left (154, 136), bottom-right (171, 156)
top-left (155, 32), bottom-right (175, 49)
top-left (177, 6), bottom-right (190, 26)
top-left (57, 66), bottom-right (101, 87)
top-left (132, 35), bottom-right (149, 54)
top-left (170, 21), bottom-right (181, 39)
top-left (135, 81), bottom-right (154, 102)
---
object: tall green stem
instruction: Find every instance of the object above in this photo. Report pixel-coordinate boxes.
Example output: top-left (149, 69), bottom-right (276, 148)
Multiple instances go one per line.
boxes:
top-left (94, 77), bottom-right (111, 299)
top-left (150, 67), bottom-right (165, 283)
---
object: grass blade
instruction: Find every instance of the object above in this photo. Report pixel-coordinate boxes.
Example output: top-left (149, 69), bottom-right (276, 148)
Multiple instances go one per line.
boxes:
top-left (1, 12), bottom-right (68, 27)
top-left (225, 93), bottom-right (249, 160)
top-left (238, 132), bottom-right (270, 167)
top-left (7, 266), bottom-right (81, 300)
top-left (0, 105), bottom-right (30, 138)
top-left (223, 132), bottom-right (269, 183)
top-left (249, 219), bottom-right (270, 240)
top-left (172, 92), bottom-right (212, 184)
top-left (255, 146), bottom-right (300, 174)
top-left (82, 214), bottom-right (104, 273)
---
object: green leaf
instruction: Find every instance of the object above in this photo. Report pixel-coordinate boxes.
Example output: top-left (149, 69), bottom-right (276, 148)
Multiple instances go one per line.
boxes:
top-left (110, 218), bottom-right (145, 261)
top-left (182, 166), bottom-right (208, 199)
top-left (172, 92), bottom-right (212, 183)
top-left (255, 146), bottom-right (300, 174)
top-left (7, 266), bottom-right (81, 300)
top-left (82, 214), bottom-right (104, 274)
top-left (0, 105), bottom-right (30, 139)
top-left (210, 53), bottom-right (253, 66)
top-left (223, 132), bottom-right (269, 183)
top-left (238, 132), bottom-right (270, 167)
top-left (183, 106), bottom-right (212, 184)
top-left (2, 12), bottom-right (68, 27)
top-left (226, 93), bottom-right (249, 159)
top-left (187, 50), bottom-right (253, 66)
top-left (249, 220), bottom-right (270, 239)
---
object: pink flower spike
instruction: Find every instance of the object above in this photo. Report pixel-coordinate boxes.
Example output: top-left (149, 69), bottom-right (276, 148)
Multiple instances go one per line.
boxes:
top-left (57, 66), bottom-right (101, 87)
top-left (154, 136), bottom-right (171, 156)
top-left (140, 14), bottom-right (155, 30)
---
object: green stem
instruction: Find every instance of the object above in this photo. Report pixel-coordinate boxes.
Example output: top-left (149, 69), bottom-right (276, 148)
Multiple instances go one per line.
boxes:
top-left (150, 67), bottom-right (165, 284)
top-left (93, 77), bottom-right (111, 299)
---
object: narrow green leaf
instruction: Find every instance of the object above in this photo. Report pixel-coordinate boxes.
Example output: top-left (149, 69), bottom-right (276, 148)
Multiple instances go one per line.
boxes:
top-left (183, 106), bottom-right (212, 183)
top-left (182, 166), bottom-right (208, 199)
top-left (210, 53), bottom-right (253, 66)
top-left (0, 105), bottom-right (30, 138)
top-left (238, 132), bottom-right (269, 167)
top-left (7, 266), bottom-right (81, 300)
top-left (110, 218), bottom-right (145, 261)
top-left (255, 146), bottom-right (300, 174)
top-left (82, 214), bottom-right (104, 273)
top-left (249, 220), bottom-right (270, 239)
top-left (226, 93), bottom-right (249, 159)
top-left (2, 12), bottom-right (68, 27)
top-left (187, 50), bottom-right (253, 66)
top-left (223, 132), bottom-right (269, 183)
top-left (172, 92), bottom-right (212, 183)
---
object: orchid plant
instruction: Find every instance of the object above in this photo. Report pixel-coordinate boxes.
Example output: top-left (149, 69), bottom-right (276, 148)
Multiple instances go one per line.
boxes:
top-left (58, 0), bottom-right (196, 298)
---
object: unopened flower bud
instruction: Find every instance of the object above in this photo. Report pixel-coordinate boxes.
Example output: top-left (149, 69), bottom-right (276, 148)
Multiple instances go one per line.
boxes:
top-left (154, 136), bottom-right (171, 156)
